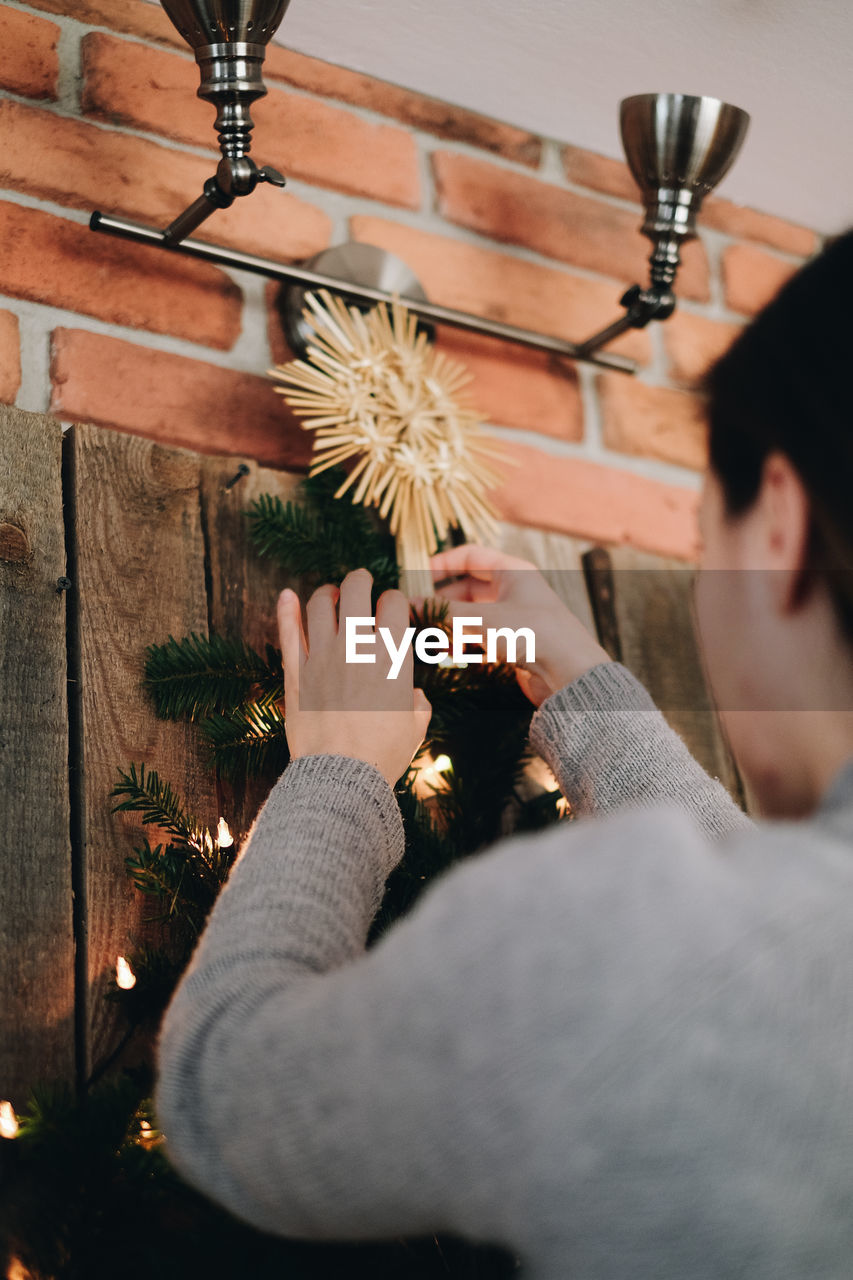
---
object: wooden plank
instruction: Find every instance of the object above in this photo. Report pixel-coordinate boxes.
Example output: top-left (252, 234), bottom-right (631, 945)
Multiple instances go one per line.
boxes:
top-left (0, 406), bottom-right (75, 1107)
top-left (582, 545), bottom-right (623, 664)
top-left (199, 457), bottom-right (304, 844)
top-left (68, 424), bottom-right (218, 1080)
top-left (597, 544), bottom-right (747, 808)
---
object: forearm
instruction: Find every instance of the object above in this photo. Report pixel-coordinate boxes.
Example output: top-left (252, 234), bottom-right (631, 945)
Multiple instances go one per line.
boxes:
top-left (529, 661), bottom-right (752, 840)
top-left (154, 753), bottom-right (405, 1224)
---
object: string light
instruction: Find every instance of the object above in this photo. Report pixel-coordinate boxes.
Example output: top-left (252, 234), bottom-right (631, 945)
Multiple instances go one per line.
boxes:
top-left (115, 955), bottom-right (136, 990)
top-left (216, 816), bottom-right (233, 848)
top-left (437, 652), bottom-right (468, 669)
top-left (413, 753), bottom-right (454, 798)
top-left (138, 1118), bottom-right (161, 1150)
top-left (0, 1100), bottom-right (19, 1139)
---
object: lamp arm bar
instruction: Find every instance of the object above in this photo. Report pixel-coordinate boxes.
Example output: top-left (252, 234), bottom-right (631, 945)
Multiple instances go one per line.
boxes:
top-left (161, 156), bottom-right (287, 248)
top-left (574, 282), bottom-right (677, 358)
top-left (89, 211), bottom-right (638, 374)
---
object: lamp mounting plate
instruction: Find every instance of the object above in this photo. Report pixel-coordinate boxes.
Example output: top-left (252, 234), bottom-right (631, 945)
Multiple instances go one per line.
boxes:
top-left (277, 242), bottom-right (434, 358)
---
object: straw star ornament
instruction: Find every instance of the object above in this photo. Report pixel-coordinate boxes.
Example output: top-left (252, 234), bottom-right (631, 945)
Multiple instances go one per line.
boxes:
top-left (269, 288), bottom-right (509, 593)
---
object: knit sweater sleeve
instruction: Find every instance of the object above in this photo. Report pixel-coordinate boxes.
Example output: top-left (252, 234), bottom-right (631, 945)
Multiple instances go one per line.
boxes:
top-left (529, 660), bottom-right (753, 839)
top-left (154, 750), bottom-right (538, 1251)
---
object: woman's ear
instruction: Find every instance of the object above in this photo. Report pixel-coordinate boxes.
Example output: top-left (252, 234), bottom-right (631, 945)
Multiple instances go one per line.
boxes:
top-left (758, 450), bottom-right (813, 615)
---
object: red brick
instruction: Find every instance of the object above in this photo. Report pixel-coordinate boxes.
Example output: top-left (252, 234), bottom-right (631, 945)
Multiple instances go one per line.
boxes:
top-left (598, 374), bottom-right (708, 472)
top-left (561, 145), bottom-right (640, 204)
top-left (266, 280), bottom-right (297, 367)
top-left (433, 152), bottom-right (709, 302)
top-left (25, 0), bottom-right (182, 46)
top-left (0, 310), bottom-right (21, 404)
top-left (433, 326), bottom-right (583, 440)
top-left (349, 216), bottom-right (652, 365)
top-left (0, 200), bottom-right (242, 348)
top-left (723, 243), bottom-right (799, 317)
top-left (701, 198), bottom-right (816, 258)
top-left (664, 312), bottom-right (743, 387)
top-left (264, 45), bottom-right (541, 167)
top-left (489, 438), bottom-right (700, 560)
top-left (0, 7), bottom-right (59, 99)
top-left (0, 101), bottom-right (331, 263)
top-left (265, 288), bottom-right (583, 441)
top-left (82, 34), bottom-right (421, 210)
top-left (51, 330), bottom-right (312, 469)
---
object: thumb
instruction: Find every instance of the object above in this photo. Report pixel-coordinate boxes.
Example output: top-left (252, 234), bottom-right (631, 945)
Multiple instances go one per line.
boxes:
top-left (414, 686), bottom-right (432, 730)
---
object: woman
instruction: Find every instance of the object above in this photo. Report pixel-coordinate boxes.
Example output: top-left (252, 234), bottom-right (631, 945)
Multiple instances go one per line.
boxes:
top-left (155, 231), bottom-right (853, 1277)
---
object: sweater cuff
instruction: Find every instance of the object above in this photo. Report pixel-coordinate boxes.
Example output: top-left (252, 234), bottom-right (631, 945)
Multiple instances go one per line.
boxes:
top-left (275, 752), bottom-right (406, 879)
top-left (529, 661), bottom-right (655, 761)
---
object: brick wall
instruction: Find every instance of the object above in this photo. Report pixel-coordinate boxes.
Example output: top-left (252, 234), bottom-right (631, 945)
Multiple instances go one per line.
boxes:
top-left (0, 0), bottom-right (820, 559)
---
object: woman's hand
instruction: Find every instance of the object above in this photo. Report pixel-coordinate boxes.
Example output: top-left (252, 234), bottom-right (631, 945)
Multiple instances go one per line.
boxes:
top-left (420, 544), bottom-right (610, 707)
top-left (278, 568), bottom-right (432, 789)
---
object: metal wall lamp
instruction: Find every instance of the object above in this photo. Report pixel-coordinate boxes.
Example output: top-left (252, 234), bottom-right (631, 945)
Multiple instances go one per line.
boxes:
top-left (88, 0), bottom-right (750, 374)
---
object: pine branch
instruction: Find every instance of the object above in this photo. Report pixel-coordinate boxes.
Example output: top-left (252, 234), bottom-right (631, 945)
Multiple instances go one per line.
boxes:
top-left (110, 762), bottom-right (204, 847)
top-left (143, 631), bottom-right (281, 721)
top-left (244, 466), bottom-right (399, 589)
top-left (198, 700), bottom-right (290, 785)
top-left (123, 836), bottom-right (221, 932)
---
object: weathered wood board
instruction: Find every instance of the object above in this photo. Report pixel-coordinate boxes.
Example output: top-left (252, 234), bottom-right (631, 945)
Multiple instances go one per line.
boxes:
top-left (596, 544), bottom-right (747, 808)
top-left (68, 424), bottom-right (218, 1080)
top-left (0, 407), bottom-right (75, 1108)
top-left (199, 457), bottom-right (303, 843)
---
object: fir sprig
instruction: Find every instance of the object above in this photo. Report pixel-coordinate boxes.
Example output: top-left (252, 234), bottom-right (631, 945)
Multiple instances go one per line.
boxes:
top-left (110, 762), bottom-right (205, 848)
top-left (244, 464), bottom-right (399, 590)
top-left (143, 632), bottom-right (281, 722)
top-left (198, 700), bottom-right (290, 785)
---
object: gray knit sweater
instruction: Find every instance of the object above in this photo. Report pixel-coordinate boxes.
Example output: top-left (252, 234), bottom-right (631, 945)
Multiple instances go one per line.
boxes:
top-left (155, 660), bottom-right (853, 1278)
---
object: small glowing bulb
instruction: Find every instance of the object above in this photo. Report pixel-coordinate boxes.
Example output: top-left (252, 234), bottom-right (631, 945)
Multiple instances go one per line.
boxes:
top-left (116, 955), bottom-right (136, 990)
top-left (0, 1100), bottom-right (19, 1139)
top-left (216, 816), bottom-right (233, 848)
top-left (438, 653), bottom-right (467, 669)
top-left (138, 1118), bottom-right (156, 1149)
top-left (433, 754), bottom-right (452, 773)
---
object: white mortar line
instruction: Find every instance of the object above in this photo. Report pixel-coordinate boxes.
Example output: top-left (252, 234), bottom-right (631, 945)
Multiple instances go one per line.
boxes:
top-left (480, 421), bottom-right (703, 490)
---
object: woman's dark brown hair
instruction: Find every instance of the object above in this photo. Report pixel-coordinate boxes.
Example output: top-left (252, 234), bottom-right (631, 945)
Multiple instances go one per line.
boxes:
top-left (703, 228), bottom-right (853, 640)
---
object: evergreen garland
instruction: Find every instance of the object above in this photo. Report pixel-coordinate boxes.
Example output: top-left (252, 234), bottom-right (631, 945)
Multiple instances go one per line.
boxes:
top-left (1, 466), bottom-right (564, 1279)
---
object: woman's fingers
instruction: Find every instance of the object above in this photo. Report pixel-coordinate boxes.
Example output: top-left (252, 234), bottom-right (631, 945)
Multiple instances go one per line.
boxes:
top-left (413, 686), bottom-right (432, 739)
top-left (376, 587), bottom-right (416, 695)
top-left (429, 543), bottom-right (534, 581)
top-left (376, 586), bottom-right (410, 637)
top-left (277, 588), bottom-right (307, 709)
top-left (338, 566), bottom-right (373, 624)
top-left (305, 582), bottom-right (339, 648)
top-left (429, 576), bottom-right (499, 604)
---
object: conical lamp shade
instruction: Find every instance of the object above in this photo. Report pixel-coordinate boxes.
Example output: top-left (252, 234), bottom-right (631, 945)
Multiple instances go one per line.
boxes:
top-left (620, 93), bottom-right (749, 288)
top-left (160, 0), bottom-right (291, 49)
